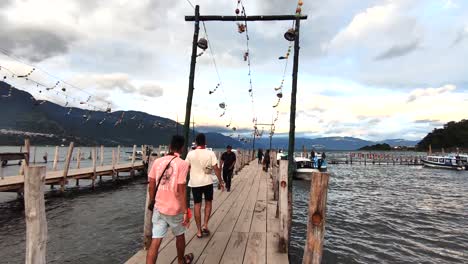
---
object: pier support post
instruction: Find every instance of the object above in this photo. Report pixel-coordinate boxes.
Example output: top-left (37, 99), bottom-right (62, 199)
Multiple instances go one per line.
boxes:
top-left (61, 142), bottom-right (74, 192)
top-left (24, 165), bottom-right (47, 264)
top-left (143, 156), bottom-right (157, 249)
top-left (92, 147), bottom-right (97, 189)
top-left (117, 145), bottom-right (121, 165)
top-left (75, 147), bottom-right (81, 186)
top-left (100, 145), bottom-right (104, 167)
top-left (52, 146), bottom-right (59, 171)
top-left (19, 138), bottom-right (31, 176)
top-left (131, 144), bottom-right (137, 176)
top-left (112, 149), bottom-right (116, 181)
top-left (279, 160), bottom-right (289, 253)
top-left (303, 172), bottom-right (330, 264)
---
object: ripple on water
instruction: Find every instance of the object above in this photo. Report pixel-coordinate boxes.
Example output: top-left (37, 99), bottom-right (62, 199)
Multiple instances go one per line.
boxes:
top-left (290, 162), bottom-right (468, 264)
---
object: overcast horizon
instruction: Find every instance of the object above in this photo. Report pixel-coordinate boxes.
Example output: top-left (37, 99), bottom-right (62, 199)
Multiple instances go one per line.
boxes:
top-left (0, 0), bottom-right (467, 141)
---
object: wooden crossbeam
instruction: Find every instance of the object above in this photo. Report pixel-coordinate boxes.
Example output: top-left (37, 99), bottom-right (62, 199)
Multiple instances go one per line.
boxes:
top-left (185, 15), bottom-right (308, 22)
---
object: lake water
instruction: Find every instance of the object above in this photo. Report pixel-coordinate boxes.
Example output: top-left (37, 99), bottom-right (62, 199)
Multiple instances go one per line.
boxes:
top-left (0, 148), bottom-right (467, 263)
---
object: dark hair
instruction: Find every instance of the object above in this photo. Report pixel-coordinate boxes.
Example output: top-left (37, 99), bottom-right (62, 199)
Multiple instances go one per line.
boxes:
top-left (170, 135), bottom-right (185, 152)
top-left (195, 133), bottom-right (206, 146)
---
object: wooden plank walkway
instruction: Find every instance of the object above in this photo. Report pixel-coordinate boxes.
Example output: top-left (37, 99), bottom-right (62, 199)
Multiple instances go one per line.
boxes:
top-left (126, 161), bottom-right (288, 264)
top-left (0, 162), bottom-right (144, 192)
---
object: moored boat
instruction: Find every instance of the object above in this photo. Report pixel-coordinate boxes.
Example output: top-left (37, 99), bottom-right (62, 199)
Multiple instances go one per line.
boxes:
top-left (294, 156), bottom-right (327, 180)
top-left (421, 154), bottom-right (467, 170)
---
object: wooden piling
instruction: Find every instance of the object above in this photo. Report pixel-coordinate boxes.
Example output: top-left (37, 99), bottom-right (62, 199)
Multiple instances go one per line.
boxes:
top-left (131, 145), bottom-right (137, 176)
top-left (61, 142), bottom-right (74, 192)
top-left (100, 145), bottom-right (104, 166)
top-left (112, 149), bottom-right (116, 180)
top-left (279, 160), bottom-right (289, 253)
top-left (24, 165), bottom-right (47, 264)
top-left (117, 145), bottom-right (121, 165)
top-left (302, 172), bottom-right (330, 264)
top-left (92, 147), bottom-right (97, 189)
top-left (76, 148), bottom-right (81, 169)
top-left (143, 156), bottom-right (157, 249)
top-left (19, 139), bottom-right (31, 176)
top-left (52, 146), bottom-right (59, 171)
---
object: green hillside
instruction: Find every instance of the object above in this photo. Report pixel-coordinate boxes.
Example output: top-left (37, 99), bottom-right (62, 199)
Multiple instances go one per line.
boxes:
top-left (417, 119), bottom-right (468, 150)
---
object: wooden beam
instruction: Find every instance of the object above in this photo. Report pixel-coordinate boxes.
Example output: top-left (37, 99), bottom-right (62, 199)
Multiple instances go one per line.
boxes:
top-left (24, 165), bottom-right (47, 264)
top-left (61, 142), bottom-right (74, 192)
top-left (52, 146), bottom-right (59, 171)
top-left (302, 172), bottom-right (330, 264)
top-left (91, 147), bottom-right (97, 189)
top-left (100, 145), bottom-right (104, 166)
top-left (185, 15), bottom-right (308, 22)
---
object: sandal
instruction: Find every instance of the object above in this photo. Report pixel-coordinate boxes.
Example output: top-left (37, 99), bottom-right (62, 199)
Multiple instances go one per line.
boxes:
top-left (196, 233), bottom-right (203, 239)
top-left (201, 227), bottom-right (210, 236)
top-left (184, 253), bottom-right (194, 264)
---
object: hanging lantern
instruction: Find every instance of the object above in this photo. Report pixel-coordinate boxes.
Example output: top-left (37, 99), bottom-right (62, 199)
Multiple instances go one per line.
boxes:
top-left (284, 28), bottom-right (296, 41)
top-left (279, 56), bottom-right (287, 60)
top-left (298, 0), bottom-right (304, 6)
top-left (232, 127), bottom-right (237, 131)
top-left (197, 38), bottom-right (208, 50)
top-left (277, 92), bottom-right (283, 99)
top-left (237, 23), bottom-right (246, 33)
top-left (235, 8), bottom-right (240, 14)
top-left (61, 88), bottom-right (66, 92)
top-left (219, 102), bottom-right (226, 109)
top-left (296, 7), bottom-right (302, 14)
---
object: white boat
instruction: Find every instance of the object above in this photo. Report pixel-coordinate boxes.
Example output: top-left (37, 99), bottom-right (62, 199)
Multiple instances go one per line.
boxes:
top-left (421, 154), bottom-right (467, 170)
top-left (294, 156), bottom-right (327, 180)
top-left (127, 151), bottom-right (143, 160)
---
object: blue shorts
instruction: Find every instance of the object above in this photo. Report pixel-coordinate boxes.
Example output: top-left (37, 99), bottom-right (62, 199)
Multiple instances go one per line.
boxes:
top-left (152, 209), bottom-right (186, 238)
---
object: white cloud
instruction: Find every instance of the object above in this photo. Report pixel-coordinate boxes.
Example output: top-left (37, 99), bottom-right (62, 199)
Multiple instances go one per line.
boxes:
top-left (406, 84), bottom-right (456, 102)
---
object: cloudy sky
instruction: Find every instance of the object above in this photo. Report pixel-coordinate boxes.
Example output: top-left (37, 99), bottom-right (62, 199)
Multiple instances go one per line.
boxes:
top-left (0, 0), bottom-right (467, 140)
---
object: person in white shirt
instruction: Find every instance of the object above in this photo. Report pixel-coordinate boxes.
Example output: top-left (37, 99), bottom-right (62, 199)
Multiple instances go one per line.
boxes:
top-left (186, 133), bottom-right (224, 238)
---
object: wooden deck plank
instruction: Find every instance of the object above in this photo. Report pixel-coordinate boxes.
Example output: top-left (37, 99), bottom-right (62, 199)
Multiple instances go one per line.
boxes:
top-left (243, 232), bottom-right (266, 264)
top-left (195, 231), bottom-right (231, 264)
top-left (250, 172), bottom-right (267, 233)
top-left (233, 166), bottom-right (261, 233)
top-left (266, 232), bottom-right (288, 264)
top-left (219, 232), bottom-right (249, 264)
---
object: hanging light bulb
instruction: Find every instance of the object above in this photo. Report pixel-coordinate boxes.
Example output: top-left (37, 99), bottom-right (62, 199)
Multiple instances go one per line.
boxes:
top-left (235, 8), bottom-right (240, 14)
top-left (284, 28), bottom-right (296, 41)
top-left (219, 102), bottom-right (226, 109)
top-left (277, 92), bottom-right (283, 98)
top-left (197, 38), bottom-right (208, 50)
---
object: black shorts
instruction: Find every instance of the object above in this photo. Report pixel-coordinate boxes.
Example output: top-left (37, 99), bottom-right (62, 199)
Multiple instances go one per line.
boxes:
top-left (192, 184), bottom-right (214, 204)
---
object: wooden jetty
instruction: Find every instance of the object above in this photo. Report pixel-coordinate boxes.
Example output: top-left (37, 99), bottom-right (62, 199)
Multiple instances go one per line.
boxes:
top-left (0, 140), bottom-right (145, 192)
top-left (127, 159), bottom-right (289, 264)
top-left (127, 151), bottom-right (330, 264)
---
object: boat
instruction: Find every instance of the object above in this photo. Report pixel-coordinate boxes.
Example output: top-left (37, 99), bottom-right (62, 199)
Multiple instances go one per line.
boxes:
top-left (127, 151), bottom-right (143, 160)
top-left (294, 156), bottom-right (327, 180)
top-left (421, 154), bottom-right (467, 170)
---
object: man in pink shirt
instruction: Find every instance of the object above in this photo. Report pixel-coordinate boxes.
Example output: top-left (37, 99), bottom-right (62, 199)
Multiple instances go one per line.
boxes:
top-left (146, 135), bottom-right (194, 264)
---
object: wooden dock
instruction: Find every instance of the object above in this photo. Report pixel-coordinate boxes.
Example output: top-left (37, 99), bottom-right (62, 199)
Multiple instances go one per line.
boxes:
top-left (126, 161), bottom-right (289, 264)
top-left (0, 162), bottom-right (145, 192)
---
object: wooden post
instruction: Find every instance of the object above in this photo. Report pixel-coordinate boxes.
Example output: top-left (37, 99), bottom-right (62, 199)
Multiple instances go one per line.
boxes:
top-left (182, 4), bottom-right (200, 159)
top-left (75, 147), bottom-right (81, 186)
top-left (100, 145), bottom-right (104, 166)
top-left (52, 146), bottom-right (59, 171)
top-left (61, 142), bottom-right (74, 192)
top-left (92, 147), bottom-right (97, 189)
top-left (19, 138), bottom-right (31, 176)
top-left (76, 148), bottom-right (81, 169)
top-left (131, 144), bottom-right (137, 176)
top-left (143, 156), bottom-right (157, 249)
top-left (279, 160), bottom-right (289, 253)
top-left (302, 172), bottom-right (330, 264)
top-left (33, 146), bottom-right (37, 164)
top-left (112, 149), bottom-right (116, 181)
top-left (24, 165), bottom-right (47, 264)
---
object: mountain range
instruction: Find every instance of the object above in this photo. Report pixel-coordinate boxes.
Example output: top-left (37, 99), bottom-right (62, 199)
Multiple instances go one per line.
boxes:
top-left (0, 82), bottom-right (420, 150)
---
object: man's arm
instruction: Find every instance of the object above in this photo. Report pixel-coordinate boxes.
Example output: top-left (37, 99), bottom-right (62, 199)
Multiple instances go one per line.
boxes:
top-left (230, 154), bottom-right (236, 170)
top-left (214, 164), bottom-right (224, 191)
top-left (148, 178), bottom-right (156, 210)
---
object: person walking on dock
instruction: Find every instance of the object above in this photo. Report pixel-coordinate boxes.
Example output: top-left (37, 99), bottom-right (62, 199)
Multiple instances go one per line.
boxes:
top-left (146, 135), bottom-right (194, 264)
top-left (263, 150), bottom-right (271, 172)
top-left (220, 145), bottom-right (236, 192)
top-left (257, 149), bottom-right (264, 164)
top-left (186, 133), bottom-right (224, 239)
